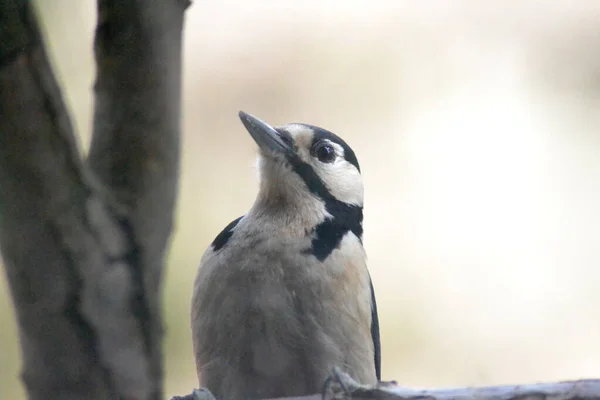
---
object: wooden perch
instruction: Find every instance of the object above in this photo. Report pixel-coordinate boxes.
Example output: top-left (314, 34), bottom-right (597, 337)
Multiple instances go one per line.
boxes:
top-left (170, 368), bottom-right (600, 400)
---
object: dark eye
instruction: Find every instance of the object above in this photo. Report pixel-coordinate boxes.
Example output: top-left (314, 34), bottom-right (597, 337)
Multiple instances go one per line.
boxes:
top-left (313, 143), bottom-right (336, 163)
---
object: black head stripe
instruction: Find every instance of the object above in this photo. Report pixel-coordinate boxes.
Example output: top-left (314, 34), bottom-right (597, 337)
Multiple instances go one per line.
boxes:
top-left (285, 152), bottom-right (336, 203)
top-left (289, 124), bottom-right (361, 172)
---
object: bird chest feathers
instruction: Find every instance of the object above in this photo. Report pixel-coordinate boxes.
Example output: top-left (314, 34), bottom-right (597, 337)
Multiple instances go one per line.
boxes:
top-left (191, 112), bottom-right (380, 399)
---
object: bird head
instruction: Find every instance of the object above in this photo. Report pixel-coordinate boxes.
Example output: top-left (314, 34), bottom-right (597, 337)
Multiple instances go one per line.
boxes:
top-left (239, 111), bottom-right (364, 214)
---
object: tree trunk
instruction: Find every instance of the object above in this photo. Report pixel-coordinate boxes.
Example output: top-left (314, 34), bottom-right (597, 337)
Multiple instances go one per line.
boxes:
top-left (0, 0), bottom-right (189, 399)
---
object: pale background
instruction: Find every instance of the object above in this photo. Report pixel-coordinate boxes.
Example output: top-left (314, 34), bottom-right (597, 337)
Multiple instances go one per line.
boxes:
top-left (2, 1), bottom-right (600, 398)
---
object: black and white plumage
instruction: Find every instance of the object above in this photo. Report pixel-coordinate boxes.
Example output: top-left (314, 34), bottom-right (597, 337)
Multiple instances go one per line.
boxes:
top-left (191, 111), bottom-right (380, 399)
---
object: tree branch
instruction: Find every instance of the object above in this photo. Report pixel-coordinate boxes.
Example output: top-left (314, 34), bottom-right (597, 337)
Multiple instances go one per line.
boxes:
top-left (171, 370), bottom-right (600, 400)
top-left (88, 0), bottom-right (187, 397)
top-left (0, 0), bottom-right (187, 398)
top-left (324, 370), bottom-right (600, 400)
top-left (0, 1), bottom-right (113, 398)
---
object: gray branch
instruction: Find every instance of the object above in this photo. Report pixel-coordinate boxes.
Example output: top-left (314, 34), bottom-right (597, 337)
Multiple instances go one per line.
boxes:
top-left (0, 0), bottom-right (188, 399)
top-left (88, 0), bottom-right (188, 397)
top-left (171, 370), bottom-right (600, 400)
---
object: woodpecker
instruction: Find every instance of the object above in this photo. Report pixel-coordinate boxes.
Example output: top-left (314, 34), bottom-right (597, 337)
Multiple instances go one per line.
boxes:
top-left (191, 111), bottom-right (381, 399)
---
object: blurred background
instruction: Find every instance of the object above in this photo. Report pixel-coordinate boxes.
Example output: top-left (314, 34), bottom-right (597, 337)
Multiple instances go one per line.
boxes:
top-left (2, 0), bottom-right (600, 398)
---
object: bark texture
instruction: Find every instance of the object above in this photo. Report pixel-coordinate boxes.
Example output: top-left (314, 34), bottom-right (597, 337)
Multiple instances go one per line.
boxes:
top-left (0, 0), bottom-right (188, 399)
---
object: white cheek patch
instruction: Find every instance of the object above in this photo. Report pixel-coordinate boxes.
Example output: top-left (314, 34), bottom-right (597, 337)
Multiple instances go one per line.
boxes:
top-left (314, 160), bottom-right (364, 206)
top-left (310, 140), bottom-right (364, 206)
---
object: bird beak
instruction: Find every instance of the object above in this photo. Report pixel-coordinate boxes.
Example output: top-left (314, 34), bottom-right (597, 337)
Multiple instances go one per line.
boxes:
top-left (239, 111), bottom-right (293, 155)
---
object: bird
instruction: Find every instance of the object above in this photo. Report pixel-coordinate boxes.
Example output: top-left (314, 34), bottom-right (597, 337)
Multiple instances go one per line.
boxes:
top-left (191, 111), bottom-right (381, 399)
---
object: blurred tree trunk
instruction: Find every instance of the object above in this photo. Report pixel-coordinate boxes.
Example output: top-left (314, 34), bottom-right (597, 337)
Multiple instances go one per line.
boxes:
top-left (0, 0), bottom-right (189, 399)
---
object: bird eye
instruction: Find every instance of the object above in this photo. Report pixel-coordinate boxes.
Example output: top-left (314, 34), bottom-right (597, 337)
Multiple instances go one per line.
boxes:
top-left (313, 143), bottom-right (336, 163)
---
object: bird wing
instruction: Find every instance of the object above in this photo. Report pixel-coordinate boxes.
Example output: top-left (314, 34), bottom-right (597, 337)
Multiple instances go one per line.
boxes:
top-left (369, 276), bottom-right (381, 381)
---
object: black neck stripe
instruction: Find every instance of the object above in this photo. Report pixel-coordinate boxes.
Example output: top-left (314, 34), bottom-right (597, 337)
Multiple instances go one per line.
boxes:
top-left (285, 153), bottom-right (336, 203)
top-left (286, 154), bottom-right (363, 261)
